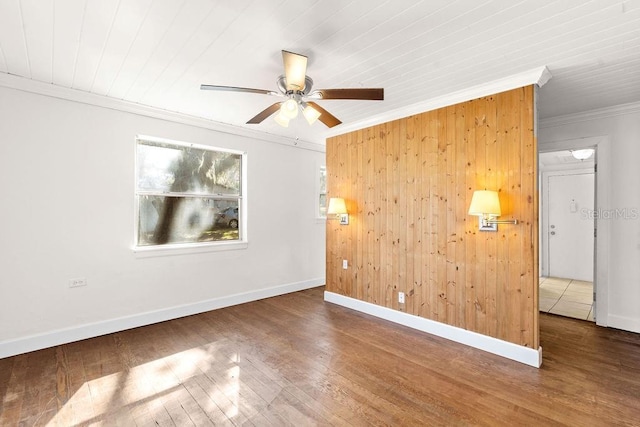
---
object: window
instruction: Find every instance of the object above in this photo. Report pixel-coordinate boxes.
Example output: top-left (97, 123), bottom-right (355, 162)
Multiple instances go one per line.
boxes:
top-left (318, 165), bottom-right (327, 218)
top-left (135, 136), bottom-right (244, 248)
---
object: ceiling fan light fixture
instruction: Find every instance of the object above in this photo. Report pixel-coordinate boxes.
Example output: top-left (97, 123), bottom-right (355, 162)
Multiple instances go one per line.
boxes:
top-left (280, 98), bottom-right (299, 119)
top-left (302, 103), bottom-right (321, 125)
top-left (200, 50), bottom-right (383, 128)
top-left (274, 111), bottom-right (290, 127)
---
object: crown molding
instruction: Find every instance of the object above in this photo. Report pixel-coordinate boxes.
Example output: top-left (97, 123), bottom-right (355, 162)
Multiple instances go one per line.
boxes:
top-left (540, 101), bottom-right (640, 129)
top-left (325, 66), bottom-right (551, 139)
top-left (0, 72), bottom-right (325, 153)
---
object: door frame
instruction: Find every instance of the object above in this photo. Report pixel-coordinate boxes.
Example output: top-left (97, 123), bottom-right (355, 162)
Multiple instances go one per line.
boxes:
top-left (539, 136), bottom-right (610, 326)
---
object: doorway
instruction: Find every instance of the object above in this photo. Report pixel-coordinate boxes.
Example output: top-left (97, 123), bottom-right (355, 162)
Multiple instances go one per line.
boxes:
top-left (539, 150), bottom-right (595, 321)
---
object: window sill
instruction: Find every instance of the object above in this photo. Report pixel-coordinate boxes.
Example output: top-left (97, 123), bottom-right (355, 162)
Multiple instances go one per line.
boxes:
top-left (316, 217), bottom-right (327, 224)
top-left (133, 240), bottom-right (248, 258)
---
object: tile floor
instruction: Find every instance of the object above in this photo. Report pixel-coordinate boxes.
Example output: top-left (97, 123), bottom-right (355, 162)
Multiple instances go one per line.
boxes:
top-left (539, 276), bottom-right (594, 321)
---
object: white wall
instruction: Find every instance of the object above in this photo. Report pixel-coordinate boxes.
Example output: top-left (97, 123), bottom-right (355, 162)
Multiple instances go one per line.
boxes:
top-left (0, 85), bottom-right (326, 357)
top-left (539, 102), bottom-right (640, 333)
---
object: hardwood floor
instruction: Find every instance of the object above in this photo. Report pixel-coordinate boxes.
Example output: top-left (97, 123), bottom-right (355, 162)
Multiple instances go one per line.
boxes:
top-left (1, 287), bottom-right (639, 426)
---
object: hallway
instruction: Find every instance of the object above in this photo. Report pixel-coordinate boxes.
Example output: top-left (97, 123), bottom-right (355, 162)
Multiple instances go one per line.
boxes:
top-left (539, 277), bottom-right (594, 321)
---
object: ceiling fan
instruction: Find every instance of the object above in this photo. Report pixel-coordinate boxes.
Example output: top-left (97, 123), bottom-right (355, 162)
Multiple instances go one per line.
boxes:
top-left (200, 50), bottom-right (384, 128)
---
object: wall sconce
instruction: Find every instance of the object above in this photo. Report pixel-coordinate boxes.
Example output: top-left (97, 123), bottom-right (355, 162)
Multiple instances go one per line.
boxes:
top-left (468, 190), bottom-right (518, 231)
top-left (327, 197), bottom-right (349, 225)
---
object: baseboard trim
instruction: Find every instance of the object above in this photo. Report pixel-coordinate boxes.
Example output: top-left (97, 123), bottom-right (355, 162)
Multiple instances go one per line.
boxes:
top-left (324, 291), bottom-right (542, 368)
top-left (607, 315), bottom-right (640, 334)
top-left (0, 278), bottom-right (325, 359)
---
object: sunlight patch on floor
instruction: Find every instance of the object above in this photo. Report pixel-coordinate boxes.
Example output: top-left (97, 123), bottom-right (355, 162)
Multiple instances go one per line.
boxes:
top-left (46, 346), bottom-right (239, 425)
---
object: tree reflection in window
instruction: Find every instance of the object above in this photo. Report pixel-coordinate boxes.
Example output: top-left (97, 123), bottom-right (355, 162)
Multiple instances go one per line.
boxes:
top-left (136, 138), bottom-right (243, 246)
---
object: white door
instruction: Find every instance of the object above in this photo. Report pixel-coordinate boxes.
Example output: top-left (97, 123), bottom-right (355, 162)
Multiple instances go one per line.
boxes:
top-left (547, 173), bottom-right (595, 281)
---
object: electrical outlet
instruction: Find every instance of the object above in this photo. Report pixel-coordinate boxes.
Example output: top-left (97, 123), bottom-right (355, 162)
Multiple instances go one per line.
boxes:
top-left (342, 259), bottom-right (348, 269)
top-left (69, 277), bottom-right (87, 288)
top-left (398, 292), bottom-right (405, 304)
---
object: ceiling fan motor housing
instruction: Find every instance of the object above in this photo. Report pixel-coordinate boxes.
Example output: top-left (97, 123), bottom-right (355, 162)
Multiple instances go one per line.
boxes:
top-left (277, 75), bottom-right (314, 96)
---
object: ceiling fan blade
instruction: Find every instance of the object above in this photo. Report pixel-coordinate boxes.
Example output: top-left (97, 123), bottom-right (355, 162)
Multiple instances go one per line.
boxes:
top-left (246, 102), bottom-right (282, 124)
top-left (282, 50), bottom-right (308, 92)
top-left (306, 102), bottom-right (342, 128)
top-left (309, 88), bottom-right (384, 100)
top-left (200, 84), bottom-right (279, 96)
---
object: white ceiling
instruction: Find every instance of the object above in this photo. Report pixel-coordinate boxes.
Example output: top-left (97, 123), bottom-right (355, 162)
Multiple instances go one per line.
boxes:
top-left (0, 0), bottom-right (638, 145)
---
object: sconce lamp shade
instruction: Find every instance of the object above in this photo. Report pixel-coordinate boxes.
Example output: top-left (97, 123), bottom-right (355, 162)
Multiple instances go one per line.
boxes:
top-left (327, 197), bottom-right (347, 215)
top-left (468, 190), bottom-right (501, 217)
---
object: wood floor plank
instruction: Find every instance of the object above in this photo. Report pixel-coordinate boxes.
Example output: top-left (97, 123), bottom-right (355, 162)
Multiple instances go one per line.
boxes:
top-left (1, 286), bottom-right (640, 425)
top-left (183, 375), bottom-right (234, 426)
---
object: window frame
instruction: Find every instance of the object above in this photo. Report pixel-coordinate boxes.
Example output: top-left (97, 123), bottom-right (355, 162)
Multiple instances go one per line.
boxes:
top-left (133, 135), bottom-right (248, 256)
top-left (317, 163), bottom-right (327, 220)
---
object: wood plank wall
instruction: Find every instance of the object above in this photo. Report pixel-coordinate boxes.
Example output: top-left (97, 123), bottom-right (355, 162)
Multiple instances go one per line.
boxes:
top-left (326, 86), bottom-right (538, 348)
